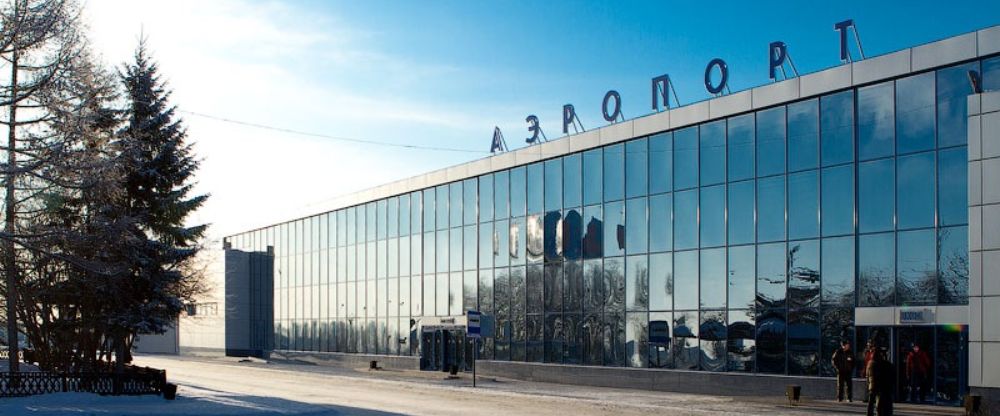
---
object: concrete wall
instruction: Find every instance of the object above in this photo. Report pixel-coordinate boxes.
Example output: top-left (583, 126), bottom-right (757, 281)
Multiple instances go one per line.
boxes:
top-left (969, 90), bottom-right (1000, 414)
top-left (133, 324), bottom-right (178, 354)
top-left (271, 350), bottom-right (419, 370)
top-left (179, 247), bottom-right (226, 356)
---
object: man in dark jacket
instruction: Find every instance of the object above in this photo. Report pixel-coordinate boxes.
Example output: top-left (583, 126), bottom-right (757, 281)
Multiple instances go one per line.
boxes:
top-left (905, 343), bottom-right (931, 402)
top-left (832, 340), bottom-right (856, 402)
top-left (867, 348), bottom-right (895, 416)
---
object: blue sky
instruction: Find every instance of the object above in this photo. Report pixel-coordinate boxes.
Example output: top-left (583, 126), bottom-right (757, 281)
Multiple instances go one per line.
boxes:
top-left (85, 1), bottom-right (1000, 238)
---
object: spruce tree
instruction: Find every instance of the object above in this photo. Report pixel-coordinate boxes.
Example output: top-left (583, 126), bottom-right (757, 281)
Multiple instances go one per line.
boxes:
top-left (115, 40), bottom-right (208, 362)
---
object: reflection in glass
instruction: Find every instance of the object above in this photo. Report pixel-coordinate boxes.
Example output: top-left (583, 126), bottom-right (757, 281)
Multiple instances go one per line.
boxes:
top-left (858, 81), bottom-right (895, 160)
top-left (494, 268), bottom-right (510, 360)
top-left (528, 162), bottom-right (543, 215)
top-left (821, 165), bottom-right (854, 237)
top-left (450, 228), bottom-right (462, 272)
top-left (859, 232), bottom-right (895, 307)
top-left (451, 182), bottom-right (464, 228)
top-left (787, 308), bottom-right (819, 376)
top-left (788, 99), bottom-right (818, 172)
top-left (437, 274), bottom-right (449, 316)
top-left (649, 133), bottom-right (673, 194)
top-left (986, 56), bottom-right (1000, 91)
top-left (728, 180), bottom-right (754, 245)
top-left (821, 90), bottom-right (854, 166)
top-left (626, 312), bottom-right (649, 368)
top-left (700, 248), bottom-right (726, 309)
top-left (675, 189), bottom-right (698, 250)
top-left (526, 214), bottom-right (543, 263)
top-left (526, 264), bottom-right (543, 314)
top-left (939, 147), bottom-right (968, 226)
top-left (511, 167), bottom-right (526, 218)
top-left (938, 226), bottom-right (968, 305)
top-left (896, 72), bottom-right (936, 154)
top-left (436, 185), bottom-right (449, 231)
top-left (897, 152), bottom-right (935, 230)
top-left (626, 138), bottom-right (648, 199)
top-left (544, 210), bottom-right (563, 262)
top-left (757, 106), bottom-right (786, 177)
top-left (728, 246), bottom-right (755, 311)
top-left (756, 308), bottom-right (786, 374)
top-left (674, 126), bottom-right (698, 190)
top-left (437, 230), bottom-right (449, 273)
top-left (495, 170), bottom-right (509, 219)
top-left (494, 219), bottom-right (509, 267)
top-left (937, 62), bottom-right (978, 148)
top-left (582, 205), bottom-right (603, 259)
top-left (479, 222), bottom-right (494, 269)
top-left (625, 197), bottom-right (648, 254)
top-left (584, 259), bottom-right (604, 312)
top-left (788, 240), bottom-right (820, 309)
top-left (510, 266), bottom-right (526, 361)
top-left (604, 144), bottom-right (625, 202)
top-left (564, 154), bottom-right (582, 209)
top-left (479, 269), bottom-right (494, 314)
top-left (727, 309), bottom-right (755, 372)
top-left (649, 193), bottom-right (672, 252)
top-left (544, 263), bottom-right (563, 313)
top-left (604, 257), bottom-right (625, 313)
top-left (564, 260), bottom-right (583, 312)
top-left (700, 310), bottom-right (726, 372)
top-left (603, 312), bottom-right (626, 367)
top-left (757, 176), bottom-right (786, 243)
top-left (583, 149), bottom-right (603, 206)
top-left (673, 311), bottom-right (699, 370)
top-left (673, 251), bottom-right (699, 310)
top-left (544, 313), bottom-right (564, 363)
top-left (700, 185), bottom-right (725, 248)
top-left (545, 158), bottom-right (563, 212)
top-left (479, 175), bottom-right (494, 223)
top-left (583, 313), bottom-right (602, 365)
top-left (563, 313), bottom-right (581, 364)
top-left (626, 255), bottom-right (648, 311)
top-left (897, 229), bottom-right (937, 306)
top-left (648, 312), bottom-right (672, 368)
top-left (604, 201), bottom-right (625, 257)
top-left (450, 272), bottom-right (463, 316)
top-left (859, 158), bottom-right (894, 233)
top-left (701, 120), bottom-right (726, 186)
top-left (729, 114), bottom-right (755, 181)
top-left (510, 217), bottom-right (526, 265)
top-left (821, 236), bottom-right (855, 308)
top-left (563, 208), bottom-right (583, 260)
top-left (820, 307), bottom-right (854, 377)
top-left (788, 170), bottom-right (819, 240)
top-left (757, 242), bottom-right (786, 309)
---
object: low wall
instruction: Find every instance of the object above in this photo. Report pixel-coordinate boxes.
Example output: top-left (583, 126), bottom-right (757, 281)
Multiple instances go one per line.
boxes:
top-left (971, 387), bottom-right (1000, 415)
top-left (270, 350), bottom-right (419, 370)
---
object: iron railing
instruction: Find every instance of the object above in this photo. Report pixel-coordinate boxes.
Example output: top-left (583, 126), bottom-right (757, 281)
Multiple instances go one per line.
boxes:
top-left (0, 367), bottom-right (166, 397)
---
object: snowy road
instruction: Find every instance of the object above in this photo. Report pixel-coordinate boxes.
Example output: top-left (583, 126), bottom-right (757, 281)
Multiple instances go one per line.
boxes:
top-left (1, 355), bottom-right (955, 415)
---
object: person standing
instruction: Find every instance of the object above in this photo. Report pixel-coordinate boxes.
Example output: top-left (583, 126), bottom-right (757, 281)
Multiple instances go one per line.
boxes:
top-left (905, 343), bottom-right (931, 402)
top-left (866, 348), bottom-right (895, 416)
top-left (832, 340), bottom-right (856, 402)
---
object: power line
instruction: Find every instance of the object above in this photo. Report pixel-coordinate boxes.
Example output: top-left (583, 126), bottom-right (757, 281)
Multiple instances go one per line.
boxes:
top-left (177, 109), bottom-right (490, 155)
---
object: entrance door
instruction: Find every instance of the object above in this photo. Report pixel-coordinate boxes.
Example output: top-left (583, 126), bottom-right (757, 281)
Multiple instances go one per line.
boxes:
top-left (896, 327), bottom-right (934, 404)
top-left (856, 325), bottom-right (968, 406)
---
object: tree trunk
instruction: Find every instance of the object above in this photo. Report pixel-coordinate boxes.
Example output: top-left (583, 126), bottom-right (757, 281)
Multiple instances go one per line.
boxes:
top-left (5, 44), bottom-right (20, 374)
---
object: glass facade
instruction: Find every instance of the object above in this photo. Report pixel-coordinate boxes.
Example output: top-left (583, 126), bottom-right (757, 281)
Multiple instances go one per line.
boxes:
top-left (224, 58), bottom-right (986, 378)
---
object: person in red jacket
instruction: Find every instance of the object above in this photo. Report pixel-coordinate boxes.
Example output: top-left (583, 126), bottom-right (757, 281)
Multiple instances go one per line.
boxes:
top-left (905, 343), bottom-right (931, 402)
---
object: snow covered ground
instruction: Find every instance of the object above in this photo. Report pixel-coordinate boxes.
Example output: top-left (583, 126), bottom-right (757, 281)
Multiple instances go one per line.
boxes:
top-left (0, 355), bottom-right (959, 416)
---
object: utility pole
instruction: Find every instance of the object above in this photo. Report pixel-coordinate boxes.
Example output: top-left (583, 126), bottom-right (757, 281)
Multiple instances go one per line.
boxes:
top-left (4, 1), bottom-right (20, 374)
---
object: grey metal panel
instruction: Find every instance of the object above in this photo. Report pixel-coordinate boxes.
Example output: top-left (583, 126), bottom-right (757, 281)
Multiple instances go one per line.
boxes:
top-left (985, 204), bottom-right (1000, 250)
top-left (984, 91), bottom-right (1000, 114)
top-left (852, 49), bottom-right (911, 86)
top-left (971, 160), bottom-right (983, 206)
top-left (799, 64), bottom-right (852, 98)
top-left (632, 111), bottom-right (670, 138)
top-left (598, 120), bottom-right (634, 145)
top-left (984, 250), bottom-right (1000, 296)
top-left (854, 307), bottom-right (895, 326)
top-left (751, 78), bottom-right (800, 110)
top-left (979, 25), bottom-right (1000, 57)
top-left (912, 32), bottom-right (977, 72)
top-left (972, 206), bottom-right (983, 251)
top-left (669, 101), bottom-right (709, 129)
top-left (971, 94), bottom-right (983, 116)
top-left (708, 90), bottom-right (751, 119)
top-left (984, 297), bottom-right (1000, 341)
top-left (984, 158), bottom-right (1000, 204)
top-left (970, 114), bottom-right (983, 161)
top-left (972, 251), bottom-right (983, 297)
top-left (568, 130), bottom-right (600, 153)
top-left (936, 305), bottom-right (971, 325)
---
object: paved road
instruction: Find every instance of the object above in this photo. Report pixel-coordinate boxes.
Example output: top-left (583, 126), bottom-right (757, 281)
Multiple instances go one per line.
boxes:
top-left (131, 355), bottom-right (955, 416)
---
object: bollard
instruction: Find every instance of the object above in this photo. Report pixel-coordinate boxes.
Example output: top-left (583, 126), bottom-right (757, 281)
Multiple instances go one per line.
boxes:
top-left (964, 394), bottom-right (982, 416)
top-left (369, 360), bottom-right (379, 371)
top-left (162, 383), bottom-right (177, 400)
top-left (786, 385), bottom-right (802, 406)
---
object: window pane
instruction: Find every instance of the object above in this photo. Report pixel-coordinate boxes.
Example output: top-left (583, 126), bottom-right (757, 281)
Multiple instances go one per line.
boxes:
top-left (897, 229), bottom-right (937, 306)
top-left (937, 62), bottom-right (978, 148)
top-left (563, 208), bottom-right (583, 260)
top-left (756, 308), bottom-right (786, 374)
top-left (563, 154), bottom-right (582, 208)
top-left (788, 99), bottom-right (818, 172)
top-left (582, 205), bottom-right (603, 259)
top-left (673, 310), bottom-right (699, 370)
top-left (859, 232), bottom-right (895, 307)
top-left (626, 197), bottom-right (648, 254)
top-left (727, 309), bottom-right (755, 372)
top-left (544, 210), bottom-right (562, 262)
top-left (604, 201), bottom-right (625, 257)
top-left (479, 222), bottom-right (494, 269)
top-left (479, 175), bottom-right (493, 223)
top-left (436, 185), bottom-right (449, 231)
top-left (757, 176), bottom-right (786, 243)
top-left (649, 252), bottom-right (672, 311)
top-left (699, 310), bottom-right (726, 372)
top-left (859, 158), bottom-right (895, 233)
top-left (700, 248), bottom-right (726, 309)
top-left (674, 189), bottom-right (699, 250)
top-left (896, 72), bottom-right (936, 154)
top-left (527, 264), bottom-right (543, 314)
top-left (729, 113), bottom-right (755, 181)
top-left (528, 162), bottom-right (543, 215)
top-left (387, 198), bottom-right (398, 238)
top-left (463, 179), bottom-right (478, 226)
top-left (938, 226), bottom-right (968, 305)
top-left (674, 126), bottom-right (698, 190)
top-left (605, 257), bottom-right (626, 314)
top-left (757, 106), bottom-right (787, 178)
top-left (788, 308), bottom-right (819, 376)
top-left (511, 167), bottom-right (526, 218)
top-left (820, 307), bottom-right (854, 377)
top-left (858, 81), bottom-right (895, 161)
top-left (495, 219), bottom-right (509, 267)
top-left (510, 217), bottom-right (526, 265)
top-left (649, 193), bottom-right (673, 253)
top-left (700, 184), bottom-right (725, 248)
top-left (526, 214), bottom-right (543, 263)
top-left (728, 180), bottom-right (754, 245)
top-left (939, 147), bottom-right (968, 226)
top-left (544, 158), bottom-right (562, 212)
top-left (788, 240), bottom-right (820, 309)
top-left (649, 311), bottom-right (673, 368)
top-left (821, 236), bottom-right (855, 308)
top-left (700, 120), bottom-right (726, 186)
top-left (821, 165), bottom-right (854, 237)
top-left (451, 182), bottom-right (463, 227)
top-left (626, 312), bottom-right (649, 368)
top-left (604, 144), bottom-right (625, 202)
top-left (728, 245), bottom-right (754, 310)
top-left (584, 259), bottom-right (603, 312)
top-left (565, 260), bottom-right (583, 312)
top-left (583, 149), bottom-right (603, 206)
top-left (757, 242), bottom-right (786, 309)
top-left (897, 151), bottom-right (935, 230)
top-left (626, 255), bottom-right (649, 311)
top-left (673, 250), bottom-right (699, 310)
top-left (626, 138), bottom-right (648, 199)
top-left (821, 90), bottom-right (854, 166)
top-left (788, 170), bottom-right (819, 240)
top-left (544, 263), bottom-right (563, 313)
top-left (423, 231), bottom-right (435, 274)
top-left (495, 171), bottom-right (509, 219)
top-left (649, 133), bottom-right (673, 194)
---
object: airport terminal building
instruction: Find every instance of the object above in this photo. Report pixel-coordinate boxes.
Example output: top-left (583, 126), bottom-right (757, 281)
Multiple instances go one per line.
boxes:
top-left (224, 25), bottom-right (1000, 408)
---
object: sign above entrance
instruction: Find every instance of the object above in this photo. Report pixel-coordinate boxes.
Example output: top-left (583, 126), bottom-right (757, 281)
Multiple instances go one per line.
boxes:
top-left (899, 308), bottom-right (934, 324)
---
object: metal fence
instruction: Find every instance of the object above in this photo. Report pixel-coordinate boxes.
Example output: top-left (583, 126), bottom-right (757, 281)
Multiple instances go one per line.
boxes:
top-left (0, 367), bottom-right (167, 397)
